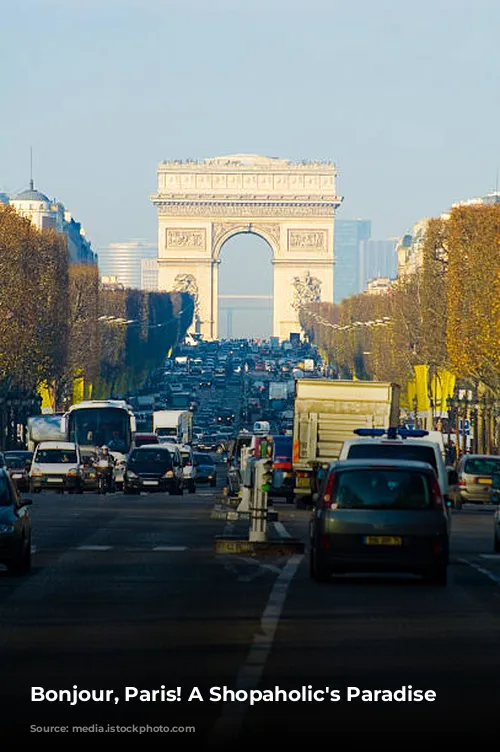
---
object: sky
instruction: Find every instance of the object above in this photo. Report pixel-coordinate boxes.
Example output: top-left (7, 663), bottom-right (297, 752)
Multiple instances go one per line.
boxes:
top-left (2, 0), bottom-right (500, 335)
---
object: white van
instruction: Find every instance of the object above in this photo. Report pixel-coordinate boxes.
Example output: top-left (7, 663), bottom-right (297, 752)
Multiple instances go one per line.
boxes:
top-left (253, 421), bottom-right (270, 435)
top-left (339, 429), bottom-right (457, 502)
top-left (29, 441), bottom-right (83, 493)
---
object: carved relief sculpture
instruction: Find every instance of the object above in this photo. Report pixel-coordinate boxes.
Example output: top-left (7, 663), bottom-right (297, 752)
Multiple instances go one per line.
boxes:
top-left (173, 273), bottom-right (200, 317)
top-left (166, 229), bottom-right (205, 249)
top-left (291, 271), bottom-right (322, 311)
top-left (288, 230), bottom-right (326, 250)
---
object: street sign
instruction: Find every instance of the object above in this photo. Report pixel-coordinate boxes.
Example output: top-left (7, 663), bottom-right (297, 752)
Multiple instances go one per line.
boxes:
top-left (459, 419), bottom-right (470, 436)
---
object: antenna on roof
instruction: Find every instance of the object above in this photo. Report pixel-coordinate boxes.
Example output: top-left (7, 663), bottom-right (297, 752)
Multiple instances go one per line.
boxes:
top-left (29, 146), bottom-right (34, 190)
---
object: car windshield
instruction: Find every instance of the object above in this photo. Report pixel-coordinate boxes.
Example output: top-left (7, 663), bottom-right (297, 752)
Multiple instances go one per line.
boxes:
top-left (464, 457), bottom-right (500, 475)
top-left (36, 449), bottom-right (77, 464)
top-left (128, 449), bottom-right (173, 469)
top-left (347, 443), bottom-right (437, 470)
top-left (331, 468), bottom-right (432, 510)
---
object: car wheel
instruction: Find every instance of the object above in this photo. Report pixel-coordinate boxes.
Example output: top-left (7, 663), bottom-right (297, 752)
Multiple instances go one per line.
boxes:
top-left (455, 498), bottom-right (463, 510)
top-left (210, 479), bottom-right (216, 487)
top-left (310, 548), bottom-right (331, 583)
top-left (422, 563), bottom-right (448, 586)
top-left (189, 481), bottom-right (196, 493)
top-left (494, 534), bottom-right (500, 553)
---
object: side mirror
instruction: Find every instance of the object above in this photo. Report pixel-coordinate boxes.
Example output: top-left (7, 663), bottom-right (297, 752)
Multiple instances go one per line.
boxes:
top-left (447, 469), bottom-right (458, 486)
top-left (312, 492), bottom-right (319, 504)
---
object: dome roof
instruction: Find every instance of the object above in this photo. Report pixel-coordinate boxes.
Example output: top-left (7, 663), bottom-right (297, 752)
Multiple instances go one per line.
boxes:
top-left (14, 181), bottom-right (50, 203)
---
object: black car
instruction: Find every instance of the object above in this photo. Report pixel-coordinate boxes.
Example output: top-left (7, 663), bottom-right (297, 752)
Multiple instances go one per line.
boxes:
top-left (123, 446), bottom-right (183, 495)
top-left (5, 455), bottom-right (30, 492)
top-left (0, 468), bottom-right (32, 575)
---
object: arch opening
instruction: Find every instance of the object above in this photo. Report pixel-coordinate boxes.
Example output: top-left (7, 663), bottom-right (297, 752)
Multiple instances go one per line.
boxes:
top-left (217, 232), bottom-right (273, 339)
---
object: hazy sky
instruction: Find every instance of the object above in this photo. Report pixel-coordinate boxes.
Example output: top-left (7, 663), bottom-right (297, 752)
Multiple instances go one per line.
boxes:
top-left (3, 0), bottom-right (500, 251)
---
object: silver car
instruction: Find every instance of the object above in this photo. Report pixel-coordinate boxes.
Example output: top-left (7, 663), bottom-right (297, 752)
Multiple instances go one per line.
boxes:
top-left (310, 459), bottom-right (451, 586)
top-left (454, 454), bottom-right (500, 509)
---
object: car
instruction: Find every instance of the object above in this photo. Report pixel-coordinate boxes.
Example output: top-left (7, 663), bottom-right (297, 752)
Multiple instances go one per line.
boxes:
top-left (339, 430), bottom-right (456, 504)
top-left (0, 468), bottom-right (32, 575)
top-left (4, 450), bottom-right (32, 471)
top-left (5, 454), bottom-right (30, 492)
top-left (454, 454), bottom-right (500, 509)
top-left (178, 444), bottom-right (197, 493)
top-left (194, 453), bottom-right (217, 487)
top-left (29, 441), bottom-right (84, 494)
top-left (309, 459), bottom-right (451, 586)
top-left (123, 445), bottom-right (183, 495)
top-left (135, 433), bottom-right (160, 447)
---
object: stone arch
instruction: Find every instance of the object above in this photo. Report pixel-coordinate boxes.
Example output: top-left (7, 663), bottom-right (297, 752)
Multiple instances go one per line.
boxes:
top-left (151, 154), bottom-right (342, 340)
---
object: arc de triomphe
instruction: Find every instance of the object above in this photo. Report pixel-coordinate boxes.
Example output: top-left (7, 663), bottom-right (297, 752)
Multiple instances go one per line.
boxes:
top-left (150, 154), bottom-right (343, 341)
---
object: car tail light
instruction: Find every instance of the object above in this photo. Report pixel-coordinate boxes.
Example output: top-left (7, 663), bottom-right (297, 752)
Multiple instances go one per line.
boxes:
top-left (459, 478), bottom-right (466, 487)
top-left (432, 539), bottom-right (444, 553)
top-left (322, 472), bottom-right (336, 508)
top-left (430, 475), bottom-right (444, 509)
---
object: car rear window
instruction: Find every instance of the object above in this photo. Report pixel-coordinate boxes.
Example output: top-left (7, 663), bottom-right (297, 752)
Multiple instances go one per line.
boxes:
top-left (347, 443), bottom-right (437, 470)
top-left (129, 449), bottom-right (173, 467)
top-left (464, 457), bottom-right (500, 475)
top-left (194, 454), bottom-right (214, 465)
top-left (36, 449), bottom-right (77, 463)
top-left (331, 468), bottom-right (432, 510)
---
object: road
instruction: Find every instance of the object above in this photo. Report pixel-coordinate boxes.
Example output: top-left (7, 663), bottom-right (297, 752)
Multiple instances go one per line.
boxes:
top-left (1, 473), bottom-right (500, 744)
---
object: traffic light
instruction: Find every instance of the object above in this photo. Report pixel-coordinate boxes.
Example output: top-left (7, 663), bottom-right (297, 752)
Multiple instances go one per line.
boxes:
top-left (260, 458), bottom-right (273, 493)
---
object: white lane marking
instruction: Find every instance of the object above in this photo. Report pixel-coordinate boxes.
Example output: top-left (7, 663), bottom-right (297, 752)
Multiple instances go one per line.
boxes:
top-left (480, 554), bottom-right (500, 560)
top-left (273, 521), bottom-right (291, 538)
top-left (458, 557), bottom-right (500, 583)
top-left (76, 545), bottom-right (113, 551)
top-left (210, 553), bottom-right (304, 741)
top-left (152, 546), bottom-right (187, 551)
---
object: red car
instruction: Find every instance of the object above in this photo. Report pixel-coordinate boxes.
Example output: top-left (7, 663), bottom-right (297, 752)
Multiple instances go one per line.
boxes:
top-left (5, 455), bottom-right (30, 492)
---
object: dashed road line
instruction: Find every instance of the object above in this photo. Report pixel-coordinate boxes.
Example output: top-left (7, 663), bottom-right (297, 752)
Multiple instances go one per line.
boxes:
top-left (210, 552), bottom-right (304, 742)
top-left (76, 545), bottom-right (113, 551)
top-left (458, 557), bottom-right (500, 584)
top-left (273, 521), bottom-right (291, 538)
top-left (152, 546), bottom-right (187, 551)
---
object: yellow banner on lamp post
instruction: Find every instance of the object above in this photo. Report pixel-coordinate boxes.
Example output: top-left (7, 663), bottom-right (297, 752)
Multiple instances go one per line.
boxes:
top-left (413, 365), bottom-right (430, 412)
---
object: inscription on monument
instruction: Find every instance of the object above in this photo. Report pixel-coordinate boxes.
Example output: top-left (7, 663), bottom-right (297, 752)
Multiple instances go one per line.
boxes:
top-left (165, 229), bottom-right (206, 249)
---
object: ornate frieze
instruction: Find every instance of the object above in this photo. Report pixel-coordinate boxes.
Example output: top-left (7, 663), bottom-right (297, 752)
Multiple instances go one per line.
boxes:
top-left (157, 203), bottom-right (336, 218)
top-left (291, 272), bottom-right (322, 311)
top-left (165, 228), bottom-right (206, 249)
top-left (288, 229), bottom-right (327, 251)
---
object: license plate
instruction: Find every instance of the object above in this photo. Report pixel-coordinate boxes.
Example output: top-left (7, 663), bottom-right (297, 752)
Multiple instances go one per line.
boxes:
top-left (477, 478), bottom-right (492, 485)
top-left (297, 477), bottom-right (310, 487)
top-left (364, 536), bottom-right (402, 546)
top-left (12, 474), bottom-right (23, 479)
top-left (142, 480), bottom-right (158, 486)
top-left (47, 477), bottom-right (63, 482)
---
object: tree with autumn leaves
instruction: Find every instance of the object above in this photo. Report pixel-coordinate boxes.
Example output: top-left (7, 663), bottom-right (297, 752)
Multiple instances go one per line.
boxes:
top-left (302, 203), bottom-right (500, 418)
top-left (0, 204), bottom-right (194, 437)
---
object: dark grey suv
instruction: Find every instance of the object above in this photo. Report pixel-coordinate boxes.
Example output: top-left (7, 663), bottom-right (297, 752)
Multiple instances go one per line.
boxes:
top-left (309, 459), bottom-right (451, 586)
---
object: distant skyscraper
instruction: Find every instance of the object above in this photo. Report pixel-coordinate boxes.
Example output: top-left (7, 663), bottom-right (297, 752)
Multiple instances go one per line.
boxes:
top-left (334, 219), bottom-right (371, 302)
top-left (97, 240), bottom-right (157, 289)
top-left (141, 258), bottom-right (158, 291)
top-left (364, 239), bottom-right (398, 286)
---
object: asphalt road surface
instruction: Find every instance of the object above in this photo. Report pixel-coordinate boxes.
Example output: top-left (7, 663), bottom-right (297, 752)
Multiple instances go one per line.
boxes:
top-left (1, 479), bottom-right (500, 745)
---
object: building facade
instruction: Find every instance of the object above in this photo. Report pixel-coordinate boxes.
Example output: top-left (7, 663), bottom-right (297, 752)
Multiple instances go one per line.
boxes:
top-left (8, 180), bottom-right (97, 264)
top-left (141, 258), bottom-right (158, 291)
top-left (97, 240), bottom-right (158, 290)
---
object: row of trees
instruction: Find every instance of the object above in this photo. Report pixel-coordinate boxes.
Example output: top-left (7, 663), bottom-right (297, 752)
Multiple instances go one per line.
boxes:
top-left (301, 203), bottom-right (500, 418)
top-left (0, 205), bottom-right (194, 442)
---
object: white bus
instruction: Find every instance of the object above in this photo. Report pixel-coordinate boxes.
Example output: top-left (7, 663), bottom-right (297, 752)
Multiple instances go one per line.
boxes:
top-left (61, 400), bottom-right (136, 462)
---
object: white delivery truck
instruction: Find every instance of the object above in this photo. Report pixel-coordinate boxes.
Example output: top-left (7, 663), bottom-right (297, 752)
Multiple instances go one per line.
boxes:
top-left (292, 379), bottom-right (400, 506)
top-left (153, 410), bottom-right (192, 445)
top-left (27, 414), bottom-right (66, 452)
